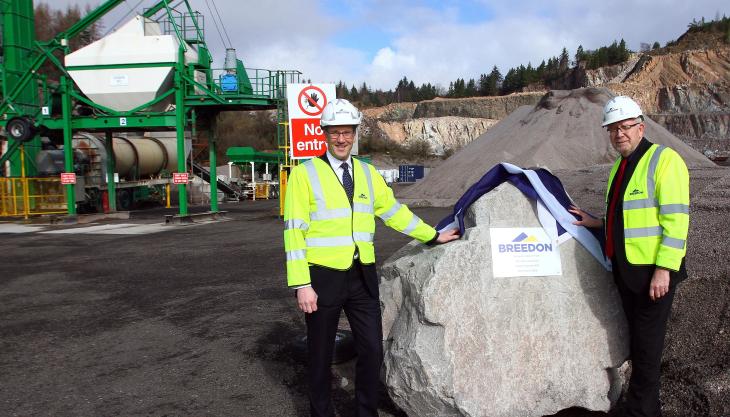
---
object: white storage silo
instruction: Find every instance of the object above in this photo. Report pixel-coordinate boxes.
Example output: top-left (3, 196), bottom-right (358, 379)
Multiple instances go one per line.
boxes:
top-left (65, 15), bottom-right (201, 112)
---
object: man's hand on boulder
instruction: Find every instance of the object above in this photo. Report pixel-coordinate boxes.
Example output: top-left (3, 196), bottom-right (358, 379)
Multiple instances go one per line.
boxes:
top-left (436, 228), bottom-right (460, 244)
top-left (568, 205), bottom-right (603, 229)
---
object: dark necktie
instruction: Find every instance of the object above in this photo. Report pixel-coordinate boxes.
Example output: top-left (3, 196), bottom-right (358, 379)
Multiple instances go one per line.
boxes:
top-left (341, 162), bottom-right (354, 204)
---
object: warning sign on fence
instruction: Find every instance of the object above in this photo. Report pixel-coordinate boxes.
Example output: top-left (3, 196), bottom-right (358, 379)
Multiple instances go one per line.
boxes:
top-left (173, 173), bottom-right (189, 184)
top-left (60, 173), bottom-right (76, 185)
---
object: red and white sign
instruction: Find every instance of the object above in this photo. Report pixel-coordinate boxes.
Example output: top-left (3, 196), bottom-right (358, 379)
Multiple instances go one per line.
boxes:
top-left (172, 172), bottom-right (189, 184)
top-left (298, 85), bottom-right (327, 116)
top-left (287, 83), bottom-right (336, 160)
top-left (60, 172), bottom-right (76, 185)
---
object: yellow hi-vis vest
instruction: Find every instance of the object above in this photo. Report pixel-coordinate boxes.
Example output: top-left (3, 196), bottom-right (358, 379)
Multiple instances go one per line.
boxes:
top-left (606, 144), bottom-right (690, 271)
top-left (283, 157), bottom-right (437, 287)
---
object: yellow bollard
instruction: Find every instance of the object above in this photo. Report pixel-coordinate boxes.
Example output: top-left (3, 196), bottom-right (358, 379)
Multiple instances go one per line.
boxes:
top-left (20, 145), bottom-right (29, 220)
top-left (279, 169), bottom-right (287, 217)
top-left (166, 183), bottom-right (171, 208)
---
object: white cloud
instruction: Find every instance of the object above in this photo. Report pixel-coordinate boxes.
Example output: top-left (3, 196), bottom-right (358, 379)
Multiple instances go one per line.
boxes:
top-left (32, 0), bottom-right (730, 91)
top-left (350, 0), bottom-right (728, 89)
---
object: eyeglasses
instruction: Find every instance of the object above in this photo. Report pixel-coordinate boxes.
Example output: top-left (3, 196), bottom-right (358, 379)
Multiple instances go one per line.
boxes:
top-left (607, 122), bottom-right (641, 135)
top-left (326, 130), bottom-right (355, 139)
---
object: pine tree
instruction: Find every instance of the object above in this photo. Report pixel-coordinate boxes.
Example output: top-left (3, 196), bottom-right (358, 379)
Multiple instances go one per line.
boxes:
top-left (465, 78), bottom-right (478, 97)
top-left (358, 82), bottom-right (371, 106)
top-left (501, 68), bottom-right (519, 94)
top-left (559, 47), bottom-right (570, 72)
top-left (336, 81), bottom-right (349, 99)
top-left (618, 39), bottom-right (629, 62)
top-left (487, 66), bottom-right (502, 96)
top-left (478, 73), bottom-right (489, 96)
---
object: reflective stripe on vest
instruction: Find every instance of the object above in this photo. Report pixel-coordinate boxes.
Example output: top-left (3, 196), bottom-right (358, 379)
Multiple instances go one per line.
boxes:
top-left (622, 145), bottom-right (665, 211)
top-left (662, 236), bottom-right (686, 249)
top-left (624, 225), bottom-right (663, 238)
top-left (380, 202), bottom-right (402, 221)
top-left (402, 215), bottom-right (422, 235)
top-left (304, 159), bottom-right (375, 219)
top-left (286, 249), bottom-right (307, 261)
top-left (353, 203), bottom-right (372, 214)
top-left (311, 207), bottom-right (351, 221)
top-left (306, 236), bottom-right (354, 247)
top-left (353, 232), bottom-right (374, 242)
top-left (284, 219), bottom-right (309, 231)
top-left (621, 144), bottom-right (690, 218)
top-left (659, 204), bottom-right (689, 215)
top-left (357, 159), bottom-right (375, 215)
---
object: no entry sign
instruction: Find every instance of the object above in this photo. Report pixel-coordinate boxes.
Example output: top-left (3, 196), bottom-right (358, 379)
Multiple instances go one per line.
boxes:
top-left (286, 83), bottom-right (336, 159)
top-left (298, 85), bottom-right (327, 116)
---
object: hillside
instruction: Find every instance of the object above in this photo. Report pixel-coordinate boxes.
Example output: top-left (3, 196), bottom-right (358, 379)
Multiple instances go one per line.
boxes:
top-left (360, 28), bottom-right (730, 161)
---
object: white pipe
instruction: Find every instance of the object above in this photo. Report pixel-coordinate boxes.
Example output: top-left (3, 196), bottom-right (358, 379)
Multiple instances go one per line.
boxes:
top-left (251, 162), bottom-right (255, 201)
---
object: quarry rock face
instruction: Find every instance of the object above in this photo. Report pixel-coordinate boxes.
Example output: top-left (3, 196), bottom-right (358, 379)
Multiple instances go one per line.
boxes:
top-left (412, 93), bottom-right (543, 119)
top-left (402, 117), bottom-right (498, 155)
top-left (361, 95), bottom-right (542, 156)
top-left (380, 183), bottom-right (630, 417)
top-left (594, 48), bottom-right (730, 153)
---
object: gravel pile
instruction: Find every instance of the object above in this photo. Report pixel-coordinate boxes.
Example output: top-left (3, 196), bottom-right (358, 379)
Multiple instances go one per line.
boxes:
top-left (398, 88), bottom-right (715, 206)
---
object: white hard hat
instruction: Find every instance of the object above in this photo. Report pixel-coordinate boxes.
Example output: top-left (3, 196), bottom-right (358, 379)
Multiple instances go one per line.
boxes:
top-left (602, 96), bottom-right (643, 127)
top-left (320, 98), bottom-right (362, 127)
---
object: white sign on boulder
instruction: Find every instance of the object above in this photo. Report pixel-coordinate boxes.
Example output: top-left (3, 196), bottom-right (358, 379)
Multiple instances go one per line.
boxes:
top-left (380, 182), bottom-right (629, 417)
top-left (489, 227), bottom-right (562, 278)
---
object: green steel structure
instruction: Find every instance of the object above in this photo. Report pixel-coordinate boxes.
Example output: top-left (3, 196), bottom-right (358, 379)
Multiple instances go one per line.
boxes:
top-left (226, 146), bottom-right (282, 165)
top-left (0, 0), bottom-right (300, 216)
top-left (0, 0), bottom-right (39, 178)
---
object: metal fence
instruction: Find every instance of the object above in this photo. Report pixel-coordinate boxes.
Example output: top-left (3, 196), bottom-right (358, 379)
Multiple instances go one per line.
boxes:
top-left (0, 177), bottom-right (67, 217)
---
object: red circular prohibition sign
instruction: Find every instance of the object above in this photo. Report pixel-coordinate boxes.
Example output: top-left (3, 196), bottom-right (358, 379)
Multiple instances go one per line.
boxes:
top-left (298, 85), bottom-right (328, 116)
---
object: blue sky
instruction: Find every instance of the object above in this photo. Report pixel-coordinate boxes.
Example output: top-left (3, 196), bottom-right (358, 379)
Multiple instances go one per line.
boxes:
top-left (50, 0), bottom-right (728, 91)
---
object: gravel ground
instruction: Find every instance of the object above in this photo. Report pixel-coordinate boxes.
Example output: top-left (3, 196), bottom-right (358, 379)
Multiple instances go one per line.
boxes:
top-left (0, 165), bottom-right (728, 417)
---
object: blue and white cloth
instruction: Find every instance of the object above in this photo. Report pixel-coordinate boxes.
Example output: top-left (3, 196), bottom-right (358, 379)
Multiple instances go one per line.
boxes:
top-left (436, 162), bottom-right (611, 271)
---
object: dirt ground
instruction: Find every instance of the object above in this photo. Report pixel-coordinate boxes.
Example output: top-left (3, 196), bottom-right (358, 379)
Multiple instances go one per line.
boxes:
top-left (1, 166), bottom-right (728, 417)
top-left (0, 201), bottom-right (449, 417)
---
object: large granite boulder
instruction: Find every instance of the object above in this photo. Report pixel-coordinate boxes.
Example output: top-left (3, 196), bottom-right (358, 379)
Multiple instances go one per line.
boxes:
top-left (380, 182), bottom-right (630, 417)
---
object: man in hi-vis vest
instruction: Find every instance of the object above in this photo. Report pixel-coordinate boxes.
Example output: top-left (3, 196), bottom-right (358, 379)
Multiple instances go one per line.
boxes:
top-left (284, 99), bottom-right (459, 417)
top-left (570, 96), bottom-right (689, 417)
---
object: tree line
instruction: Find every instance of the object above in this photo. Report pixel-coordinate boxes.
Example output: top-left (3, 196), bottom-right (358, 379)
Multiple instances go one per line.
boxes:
top-left (686, 14), bottom-right (730, 42)
top-left (337, 14), bottom-right (730, 107)
top-left (337, 40), bottom-right (632, 106)
top-left (32, 3), bottom-right (102, 81)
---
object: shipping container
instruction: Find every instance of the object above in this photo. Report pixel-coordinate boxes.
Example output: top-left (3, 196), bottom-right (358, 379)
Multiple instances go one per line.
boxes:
top-left (398, 164), bottom-right (425, 182)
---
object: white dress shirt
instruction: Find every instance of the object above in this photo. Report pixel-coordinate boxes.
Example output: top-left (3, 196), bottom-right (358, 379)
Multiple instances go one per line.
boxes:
top-left (325, 150), bottom-right (353, 185)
